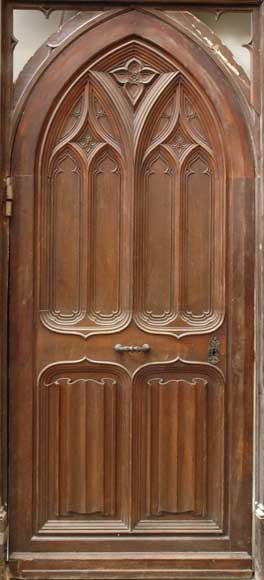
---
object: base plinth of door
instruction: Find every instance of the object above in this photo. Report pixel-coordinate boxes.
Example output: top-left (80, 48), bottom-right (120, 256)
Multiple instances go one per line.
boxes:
top-left (8, 552), bottom-right (252, 579)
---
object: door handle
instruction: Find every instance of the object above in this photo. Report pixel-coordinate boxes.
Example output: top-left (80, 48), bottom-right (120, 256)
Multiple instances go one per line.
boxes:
top-left (114, 343), bottom-right (150, 353)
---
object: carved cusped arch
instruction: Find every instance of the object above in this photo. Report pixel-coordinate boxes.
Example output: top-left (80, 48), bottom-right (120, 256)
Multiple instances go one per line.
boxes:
top-left (133, 72), bottom-right (225, 336)
top-left (39, 74), bottom-right (132, 337)
top-left (36, 35), bottom-right (227, 338)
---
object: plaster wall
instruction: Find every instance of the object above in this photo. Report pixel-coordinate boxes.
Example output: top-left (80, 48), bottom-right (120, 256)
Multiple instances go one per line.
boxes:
top-left (13, 8), bottom-right (251, 81)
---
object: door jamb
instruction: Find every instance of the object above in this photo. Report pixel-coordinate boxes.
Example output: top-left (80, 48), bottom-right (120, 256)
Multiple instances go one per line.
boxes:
top-left (255, 3), bottom-right (264, 578)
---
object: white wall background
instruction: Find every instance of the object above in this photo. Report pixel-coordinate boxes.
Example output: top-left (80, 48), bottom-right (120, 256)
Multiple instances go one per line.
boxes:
top-left (13, 9), bottom-right (252, 81)
top-left (13, 9), bottom-right (76, 80)
top-left (192, 10), bottom-right (251, 77)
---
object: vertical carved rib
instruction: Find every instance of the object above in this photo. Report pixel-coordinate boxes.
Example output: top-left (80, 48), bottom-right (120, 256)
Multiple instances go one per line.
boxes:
top-left (43, 377), bottom-right (117, 518)
top-left (145, 382), bottom-right (152, 517)
top-left (85, 380), bottom-right (104, 513)
top-left (104, 380), bottom-right (117, 516)
top-left (90, 151), bottom-right (122, 322)
top-left (195, 382), bottom-right (207, 516)
top-left (147, 377), bottom-right (208, 515)
top-left (59, 381), bottom-right (72, 515)
top-left (47, 384), bottom-right (60, 519)
top-left (156, 380), bottom-right (179, 513)
top-left (176, 381), bottom-right (196, 512)
top-left (181, 153), bottom-right (213, 320)
top-left (150, 381), bottom-right (163, 514)
top-left (62, 381), bottom-right (88, 514)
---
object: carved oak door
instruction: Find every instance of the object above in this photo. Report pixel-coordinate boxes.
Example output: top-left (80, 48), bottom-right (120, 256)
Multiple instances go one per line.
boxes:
top-left (9, 9), bottom-right (254, 579)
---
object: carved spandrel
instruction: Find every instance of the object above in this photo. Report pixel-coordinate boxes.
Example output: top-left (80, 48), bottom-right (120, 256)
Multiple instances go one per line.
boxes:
top-left (150, 96), bottom-right (178, 144)
top-left (184, 96), bottom-right (209, 145)
top-left (144, 83), bottom-right (211, 156)
top-left (91, 93), bottom-right (120, 144)
top-left (57, 95), bottom-right (84, 143)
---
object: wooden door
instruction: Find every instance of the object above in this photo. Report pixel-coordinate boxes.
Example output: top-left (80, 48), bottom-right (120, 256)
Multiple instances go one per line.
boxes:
top-left (9, 9), bottom-right (254, 579)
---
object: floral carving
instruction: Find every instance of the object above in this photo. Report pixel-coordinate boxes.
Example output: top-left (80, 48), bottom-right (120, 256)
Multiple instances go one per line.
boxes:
top-left (110, 58), bottom-right (158, 106)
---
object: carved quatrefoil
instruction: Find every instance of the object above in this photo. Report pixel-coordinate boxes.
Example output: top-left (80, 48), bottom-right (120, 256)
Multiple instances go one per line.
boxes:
top-left (171, 128), bottom-right (192, 160)
top-left (76, 127), bottom-right (99, 157)
top-left (110, 58), bottom-right (158, 106)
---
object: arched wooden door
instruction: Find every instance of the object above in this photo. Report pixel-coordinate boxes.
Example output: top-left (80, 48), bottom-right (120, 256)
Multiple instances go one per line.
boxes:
top-left (9, 9), bottom-right (254, 579)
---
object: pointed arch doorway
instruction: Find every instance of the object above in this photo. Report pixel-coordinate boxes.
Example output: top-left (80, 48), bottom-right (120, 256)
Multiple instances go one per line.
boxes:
top-left (9, 8), bottom-right (255, 578)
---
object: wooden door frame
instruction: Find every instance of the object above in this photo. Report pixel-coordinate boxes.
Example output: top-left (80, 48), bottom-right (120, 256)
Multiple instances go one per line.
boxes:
top-left (0, 0), bottom-right (263, 577)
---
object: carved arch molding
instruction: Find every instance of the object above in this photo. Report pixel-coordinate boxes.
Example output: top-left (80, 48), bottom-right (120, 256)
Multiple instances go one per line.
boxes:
top-left (39, 42), bottom-right (225, 338)
top-left (2, 4), bottom-right (261, 580)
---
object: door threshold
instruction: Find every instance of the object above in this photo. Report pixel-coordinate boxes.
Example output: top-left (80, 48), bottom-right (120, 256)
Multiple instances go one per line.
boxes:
top-left (8, 551), bottom-right (253, 579)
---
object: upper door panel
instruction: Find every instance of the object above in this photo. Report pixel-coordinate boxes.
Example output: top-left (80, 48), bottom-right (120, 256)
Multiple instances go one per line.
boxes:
top-left (39, 41), bottom-right (225, 339)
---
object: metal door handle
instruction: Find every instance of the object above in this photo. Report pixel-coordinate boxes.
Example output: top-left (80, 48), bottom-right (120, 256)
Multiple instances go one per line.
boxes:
top-left (114, 343), bottom-right (150, 353)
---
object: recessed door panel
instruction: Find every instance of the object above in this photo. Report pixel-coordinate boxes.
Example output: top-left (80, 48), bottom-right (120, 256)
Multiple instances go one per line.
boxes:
top-left (132, 361), bottom-right (224, 533)
top-left (141, 151), bottom-right (176, 324)
top-left (90, 151), bottom-right (122, 323)
top-left (37, 361), bottom-right (130, 534)
top-left (182, 152), bottom-right (213, 321)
